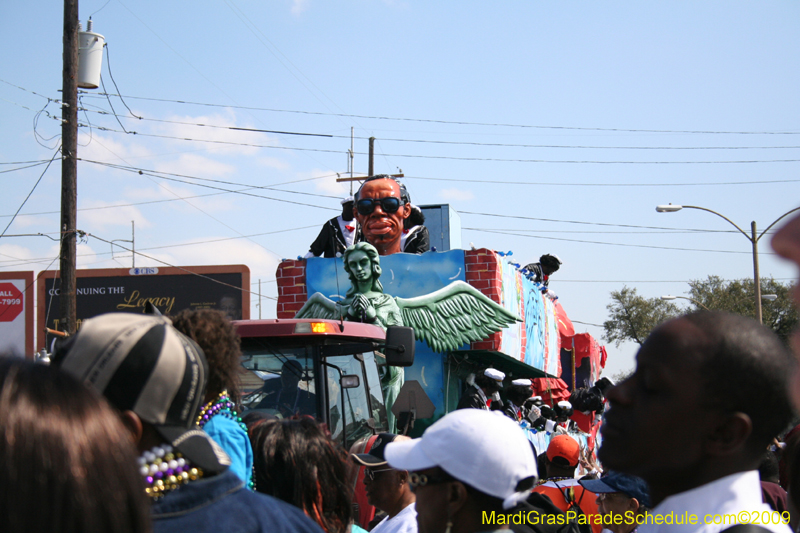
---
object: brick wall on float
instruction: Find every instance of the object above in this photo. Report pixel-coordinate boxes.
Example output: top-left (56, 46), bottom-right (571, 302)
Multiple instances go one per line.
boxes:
top-left (276, 260), bottom-right (307, 319)
top-left (277, 250), bottom-right (521, 354)
top-left (464, 248), bottom-right (524, 353)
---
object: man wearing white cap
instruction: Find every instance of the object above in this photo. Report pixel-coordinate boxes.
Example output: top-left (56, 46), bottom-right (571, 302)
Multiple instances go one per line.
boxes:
top-left (502, 379), bottom-right (533, 423)
top-left (352, 433), bottom-right (417, 533)
top-left (384, 409), bottom-right (538, 533)
top-left (456, 368), bottom-right (505, 411)
top-left (306, 196), bottom-right (358, 258)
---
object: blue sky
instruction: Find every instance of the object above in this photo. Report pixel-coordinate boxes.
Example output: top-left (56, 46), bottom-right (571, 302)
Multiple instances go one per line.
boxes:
top-left (2, 1), bottom-right (799, 375)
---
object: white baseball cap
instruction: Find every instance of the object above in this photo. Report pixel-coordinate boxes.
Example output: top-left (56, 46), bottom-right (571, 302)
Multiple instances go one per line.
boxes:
top-left (512, 378), bottom-right (531, 387)
top-left (484, 368), bottom-right (505, 383)
top-left (384, 409), bottom-right (537, 509)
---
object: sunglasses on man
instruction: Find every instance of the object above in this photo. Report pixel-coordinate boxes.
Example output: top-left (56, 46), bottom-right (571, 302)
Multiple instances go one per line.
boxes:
top-left (356, 197), bottom-right (404, 216)
top-left (407, 472), bottom-right (453, 492)
top-left (364, 467), bottom-right (395, 481)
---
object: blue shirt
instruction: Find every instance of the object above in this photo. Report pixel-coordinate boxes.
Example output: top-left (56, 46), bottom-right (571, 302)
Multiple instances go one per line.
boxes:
top-left (152, 469), bottom-right (324, 533)
top-left (204, 413), bottom-right (254, 487)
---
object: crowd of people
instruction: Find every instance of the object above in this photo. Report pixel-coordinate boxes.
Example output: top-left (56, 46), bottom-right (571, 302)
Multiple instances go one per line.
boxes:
top-left (2, 206), bottom-right (800, 533)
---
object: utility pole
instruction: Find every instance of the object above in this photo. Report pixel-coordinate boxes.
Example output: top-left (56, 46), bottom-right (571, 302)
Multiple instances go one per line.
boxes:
top-left (368, 136), bottom-right (375, 177)
top-left (60, 0), bottom-right (79, 335)
top-left (349, 127), bottom-right (355, 195)
top-left (751, 221), bottom-right (762, 323)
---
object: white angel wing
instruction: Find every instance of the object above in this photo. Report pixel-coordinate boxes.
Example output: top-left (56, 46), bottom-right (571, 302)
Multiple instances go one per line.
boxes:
top-left (395, 280), bottom-right (521, 353)
top-left (295, 293), bottom-right (344, 320)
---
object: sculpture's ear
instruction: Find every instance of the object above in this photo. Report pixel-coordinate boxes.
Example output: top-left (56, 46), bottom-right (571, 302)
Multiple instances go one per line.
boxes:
top-left (374, 263), bottom-right (382, 277)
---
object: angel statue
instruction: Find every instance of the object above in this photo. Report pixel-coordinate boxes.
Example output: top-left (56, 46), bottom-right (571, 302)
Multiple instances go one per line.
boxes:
top-left (296, 242), bottom-right (521, 353)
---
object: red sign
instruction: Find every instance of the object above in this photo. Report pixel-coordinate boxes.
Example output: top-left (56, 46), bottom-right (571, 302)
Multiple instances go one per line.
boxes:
top-left (0, 283), bottom-right (23, 322)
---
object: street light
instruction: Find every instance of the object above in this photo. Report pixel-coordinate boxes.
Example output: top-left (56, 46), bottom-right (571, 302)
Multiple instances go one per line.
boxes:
top-left (660, 293), bottom-right (778, 313)
top-left (660, 295), bottom-right (710, 311)
top-left (656, 204), bottom-right (800, 324)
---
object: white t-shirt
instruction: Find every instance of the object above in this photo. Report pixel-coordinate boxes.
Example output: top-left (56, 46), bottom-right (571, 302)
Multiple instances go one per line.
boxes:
top-left (640, 471), bottom-right (790, 533)
top-left (372, 503), bottom-right (417, 533)
top-left (337, 216), bottom-right (357, 248)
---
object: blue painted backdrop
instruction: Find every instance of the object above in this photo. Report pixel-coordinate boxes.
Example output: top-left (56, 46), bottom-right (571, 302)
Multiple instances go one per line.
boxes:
top-left (305, 251), bottom-right (467, 423)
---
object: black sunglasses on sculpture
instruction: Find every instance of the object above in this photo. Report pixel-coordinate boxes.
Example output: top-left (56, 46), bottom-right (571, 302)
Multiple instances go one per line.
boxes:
top-left (356, 197), bottom-right (404, 216)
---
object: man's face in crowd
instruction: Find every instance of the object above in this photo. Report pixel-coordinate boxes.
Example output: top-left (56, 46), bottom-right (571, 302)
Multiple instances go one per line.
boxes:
top-left (599, 318), bottom-right (715, 485)
top-left (408, 467), bottom-right (452, 533)
top-left (772, 212), bottom-right (800, 409)
top-left (363, 467), bottom-right (403, 513)
top-left (541, 264), bottom-right (558, 276)
top-left (596, 492), bottom-right (637, 533)
top-left (355, 179), bottom-right (410, 256)
top-left (342, 201), bottom-right (355, 222)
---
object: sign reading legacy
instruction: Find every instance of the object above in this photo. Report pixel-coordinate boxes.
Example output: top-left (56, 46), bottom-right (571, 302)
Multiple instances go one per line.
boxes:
top-left (37, 265), bottom-right (250, 349)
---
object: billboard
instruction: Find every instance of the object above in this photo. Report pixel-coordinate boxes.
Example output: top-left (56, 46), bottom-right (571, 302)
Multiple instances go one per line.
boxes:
top-left (37, 265), bottom-right (249, 349)
top-left (0, 271), bottom-right (34, 358)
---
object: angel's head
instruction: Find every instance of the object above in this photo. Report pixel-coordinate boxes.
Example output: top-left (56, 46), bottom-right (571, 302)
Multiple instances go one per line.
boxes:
top-left (343, 242), bottom-right (383, 292)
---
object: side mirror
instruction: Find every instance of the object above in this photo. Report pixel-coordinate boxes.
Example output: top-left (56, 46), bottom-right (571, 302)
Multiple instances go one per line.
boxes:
top-left (384, 326), bottom-right (415, 367)
top-left (341, 375), bottom-right (360, 389)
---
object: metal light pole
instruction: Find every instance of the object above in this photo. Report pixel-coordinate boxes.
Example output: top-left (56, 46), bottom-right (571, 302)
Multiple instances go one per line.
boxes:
top-left (660, 295), bottom-right (710, 311)
top-left (661, 293), bottom-right (777, 313)
top-left (656, 204), bottom-right (800, 324)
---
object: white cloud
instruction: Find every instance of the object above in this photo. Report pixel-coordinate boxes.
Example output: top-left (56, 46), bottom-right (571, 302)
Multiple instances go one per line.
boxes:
top-left (4, 215), bottom-right (54, 230)
top-left (257, 156), bottom-right (291, 171)
top-left (439, 188), bottom-right (474, 201)
top-left (291, 0), bottom-right (309, 15)
top-left (75, 242), bottom-right (101, 268)
top-left (78, 132), bottom-right (153, 165)
top-left (144, 181), bottom-right (236, 215)
top-left (79, 200), bottom-right (152, 230)
top-left (309, 169), bottom-right (350, 197)
top-left (0, 243), bottom-right (43, 266)
top-left (155, 153), bottom-right (237, 179)
top-left (132, 238), bottom-right (280, 292)
top-left (158, 110), bottom-right (278, 157)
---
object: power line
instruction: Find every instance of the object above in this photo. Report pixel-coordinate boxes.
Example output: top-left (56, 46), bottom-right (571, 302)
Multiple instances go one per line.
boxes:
top-left (78, 159), bottom-right (340, 211)
top-left (79, 132), bottom-right (287, 260)
top-left (83, 92), bottom-right (800, 136)
top-left (0, 148), bottom-right (60, 239)
top-left (82, 125), bottom-right (800, 165)
top-left (0, 224), bottom-right (319, 267)
top-left (0, 159), bottom-right (52, 165)
top-left (460, 211), bottom-right (718, 231)
top-left (78, 108), bottom-right (800, 151)
top-left (572, 320), bottom-right (605, 327)
top-left (467, 228), bottom-right (777, 255)
top-left (0, 161), bottom-right (51, 174)
top-left (80, 159), bottom-right (342, 200)
top-left (407, 175), bottom-right (800, 187)
top-left (469, 227), bottom-right (766, 235)
top-left (83, 108), bottom-right (334, 138)
top-left (0, 171), bottom-right (343, 219)
top-left (86, 231), bottom-right (278, 301)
